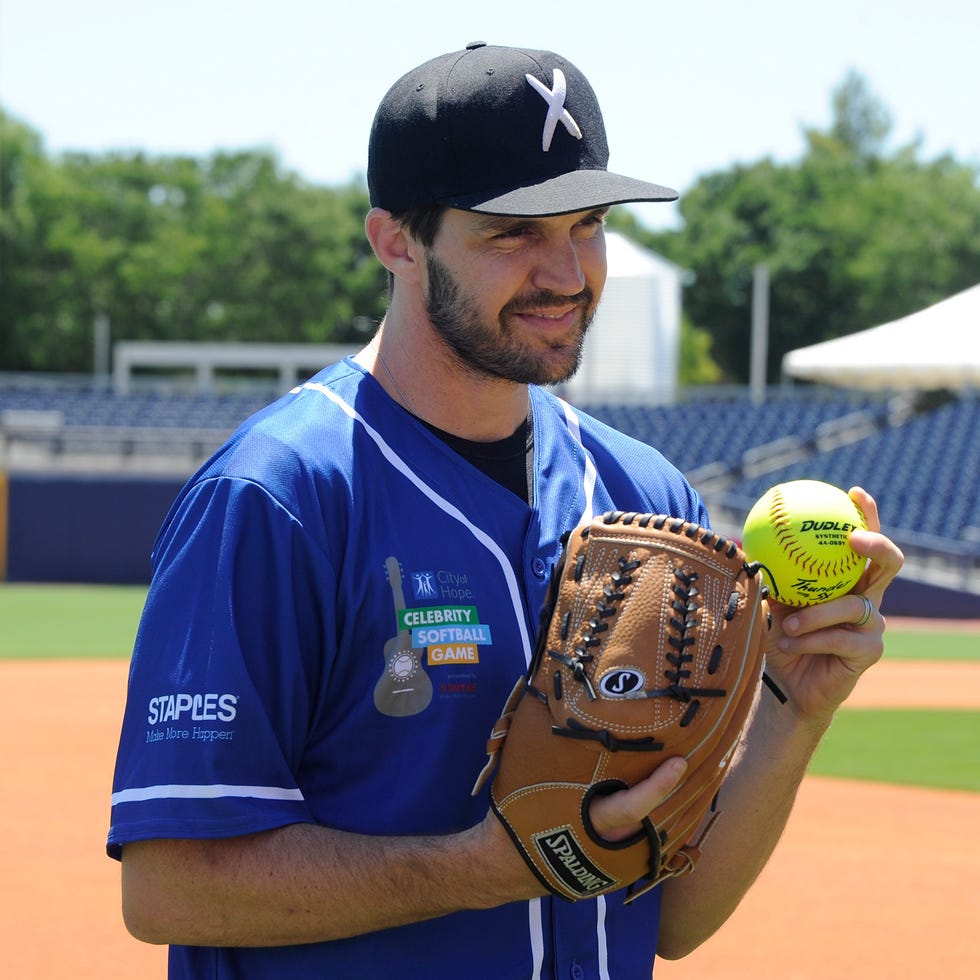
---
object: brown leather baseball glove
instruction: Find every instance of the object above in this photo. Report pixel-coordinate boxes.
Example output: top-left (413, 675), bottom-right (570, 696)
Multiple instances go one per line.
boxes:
top-left (473, 511), bottom-right (769, 903)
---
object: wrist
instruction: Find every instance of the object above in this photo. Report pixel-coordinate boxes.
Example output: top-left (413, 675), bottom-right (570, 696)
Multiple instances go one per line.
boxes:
top-left (750, 681), bottom-right (833, 761)
top-left (461, 812), bottom-right (545, 909)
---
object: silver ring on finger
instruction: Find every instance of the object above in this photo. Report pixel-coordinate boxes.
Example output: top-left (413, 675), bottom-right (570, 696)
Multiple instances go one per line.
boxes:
top-left (854, 593), bottom-right (874, 628)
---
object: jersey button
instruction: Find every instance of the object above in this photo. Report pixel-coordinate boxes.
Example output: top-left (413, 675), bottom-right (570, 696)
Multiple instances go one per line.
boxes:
top-left (569, 963), bottom-right (585, 980)
top-left (531, 557), bottom-right (548, 578)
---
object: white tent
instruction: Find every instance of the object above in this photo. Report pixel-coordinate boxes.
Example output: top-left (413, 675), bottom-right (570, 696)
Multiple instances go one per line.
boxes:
top-left (561, 232), bottom-right (688, 405)
top-left (782, 283), bottom-right (980, 390)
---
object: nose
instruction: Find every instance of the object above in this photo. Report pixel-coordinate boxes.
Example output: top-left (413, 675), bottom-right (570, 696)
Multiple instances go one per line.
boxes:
top-left (531, 234), bottom-right (589, 296)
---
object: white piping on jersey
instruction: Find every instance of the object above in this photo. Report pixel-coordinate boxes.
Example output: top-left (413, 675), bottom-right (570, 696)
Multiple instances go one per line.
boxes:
top-left (529, 898), bottom-right (545, 978)
top-left (560, 397), bottom-right (611, 980)
top-left (558, 398), bottom-right (597, 525)
top-left (596, 894), bottom-right (611, 980)
top-left (111, 783), bottom-right (305, 805)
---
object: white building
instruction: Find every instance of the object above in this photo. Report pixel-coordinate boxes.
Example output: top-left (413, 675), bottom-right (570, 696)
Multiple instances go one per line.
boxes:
top-left (560, 230), bottom-right (688, 406)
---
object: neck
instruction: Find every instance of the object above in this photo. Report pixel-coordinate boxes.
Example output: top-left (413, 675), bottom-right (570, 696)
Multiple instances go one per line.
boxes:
top-left (356, 319), bottom-right (531, 442)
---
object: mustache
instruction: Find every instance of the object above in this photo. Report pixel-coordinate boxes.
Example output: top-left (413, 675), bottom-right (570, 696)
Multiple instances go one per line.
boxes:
top-left (502, 287), bottom-right (595, 315)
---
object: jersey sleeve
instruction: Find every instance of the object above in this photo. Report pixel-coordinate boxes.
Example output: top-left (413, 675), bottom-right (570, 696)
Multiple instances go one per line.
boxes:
top-left (107, 474), bottom-right (334, 857)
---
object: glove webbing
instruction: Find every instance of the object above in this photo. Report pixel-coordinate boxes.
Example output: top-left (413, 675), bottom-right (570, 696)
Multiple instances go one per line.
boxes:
top-left (571, 511), bottom-right (788, 707)
top-left (545, 547), bottom-right (742, 740)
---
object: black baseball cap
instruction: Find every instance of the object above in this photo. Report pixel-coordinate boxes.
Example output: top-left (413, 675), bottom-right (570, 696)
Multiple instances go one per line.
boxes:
top-left (368, 41), bottom-right (678, 217)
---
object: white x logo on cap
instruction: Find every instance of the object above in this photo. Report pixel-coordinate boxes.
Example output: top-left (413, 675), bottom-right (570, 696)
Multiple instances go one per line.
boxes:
top-left (525, 69), bottom-right (583, 151)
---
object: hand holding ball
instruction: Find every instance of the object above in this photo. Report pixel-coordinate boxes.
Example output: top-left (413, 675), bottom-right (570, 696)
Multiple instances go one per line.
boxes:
top-left (741, 480), bottom-right (867, 606)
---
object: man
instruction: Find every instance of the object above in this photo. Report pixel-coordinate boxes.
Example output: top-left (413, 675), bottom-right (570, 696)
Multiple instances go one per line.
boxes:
top-left (108, 42), bottom-right (903, 978)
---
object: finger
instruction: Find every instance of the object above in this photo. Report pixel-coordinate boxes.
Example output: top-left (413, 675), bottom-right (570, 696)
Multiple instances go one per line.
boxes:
top-left (589, 757), bottom-right (687, 842)
top-left (848, 485), bottom-right (880, 533)
top-left (781, 597), bottom-right (885, 640)
top-left (781, 588), bottom-right (885, 636)
top-left (778, 595), bottom-right (886, 677)
top-left (777, 620), bottom-right (885, 672)
top-left (847, 529), bottom-right (905, 602)
top-left (846, 487), bottom-right (904, 602)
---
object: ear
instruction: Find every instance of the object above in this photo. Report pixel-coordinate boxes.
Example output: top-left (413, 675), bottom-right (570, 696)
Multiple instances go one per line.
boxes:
top-left (365, 208), bottom-right (424, 286)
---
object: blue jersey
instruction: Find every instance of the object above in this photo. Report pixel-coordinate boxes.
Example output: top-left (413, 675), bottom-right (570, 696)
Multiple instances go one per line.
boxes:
top-left (108, 358), bottom-right (707, 979)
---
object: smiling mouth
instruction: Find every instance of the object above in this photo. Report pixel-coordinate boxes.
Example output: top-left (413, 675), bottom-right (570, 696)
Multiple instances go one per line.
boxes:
top-left (531, 308), bottom-right (577, 319)
top-left (510, 301), bottom-right (583, 321)
top-left (519, 311), bottom-right (576, 324)
top-left (506, 287), bottom-right (594, 319)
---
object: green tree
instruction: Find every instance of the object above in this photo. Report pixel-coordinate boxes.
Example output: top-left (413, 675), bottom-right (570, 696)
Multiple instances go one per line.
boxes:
top-left (679, 317), bottom-right (723, 385)
top-left (6, 73), bottom-right (980, 383)
top-left (828, 69), bottom-right (892, 161)
top-left (0, 109), bottom-right (83, 369)
top-left (0, 120), bottom-right (387, 373)
top-left (627, 73), bottom-right (980, 383)
top-left (184, 152), bottom-right (383, 345)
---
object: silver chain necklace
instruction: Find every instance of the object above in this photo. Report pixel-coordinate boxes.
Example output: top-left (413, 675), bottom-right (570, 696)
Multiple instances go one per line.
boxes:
top-left (373, 343), bottom-right (419, 418)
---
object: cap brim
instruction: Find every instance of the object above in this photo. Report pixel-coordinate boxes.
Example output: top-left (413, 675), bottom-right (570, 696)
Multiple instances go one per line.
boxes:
top-left (437, 169), bottom-right (678, 217)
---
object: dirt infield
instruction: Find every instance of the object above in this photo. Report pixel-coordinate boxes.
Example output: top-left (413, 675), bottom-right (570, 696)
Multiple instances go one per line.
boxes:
top-left (845, 658), bottom-right (980, 709)
top-left (656, 778), bottom-right (980, 979)
top-left (0, 661), bottom-right (166, 978)
top-left (0, 657), bottom-right (977, 979)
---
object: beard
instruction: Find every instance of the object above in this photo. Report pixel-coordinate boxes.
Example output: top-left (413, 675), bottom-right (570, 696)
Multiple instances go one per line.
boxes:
top-left (423, 252), bottom-right (597, 386)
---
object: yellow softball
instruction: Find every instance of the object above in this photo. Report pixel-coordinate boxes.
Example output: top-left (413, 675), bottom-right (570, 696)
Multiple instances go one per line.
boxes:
top-left (741, 480), bottom-right (868, 606)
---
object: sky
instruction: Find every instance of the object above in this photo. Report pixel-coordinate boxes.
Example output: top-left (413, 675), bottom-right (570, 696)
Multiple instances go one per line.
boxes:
top-left (1, 0), bottom-right (977, 230)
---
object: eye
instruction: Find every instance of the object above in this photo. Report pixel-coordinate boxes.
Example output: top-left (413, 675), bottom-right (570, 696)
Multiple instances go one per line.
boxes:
top-left (579, 210), bottom-right (608, 231)
top-left (570, 211), bottom-right (608, 239)
top-left (494, 224), bottom-right (533, 241)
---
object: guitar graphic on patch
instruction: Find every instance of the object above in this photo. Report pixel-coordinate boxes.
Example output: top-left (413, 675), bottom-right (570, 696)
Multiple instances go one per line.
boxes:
top-left (374, 555), bottom-right (433, 717)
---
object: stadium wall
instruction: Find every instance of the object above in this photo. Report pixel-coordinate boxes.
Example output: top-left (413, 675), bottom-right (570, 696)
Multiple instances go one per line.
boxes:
top-left (2, 473), bottom-right (977, 618)
top-left (3, 474), bottom-right (185, 584)
top-left (880, 575), bottom-right (980, 621)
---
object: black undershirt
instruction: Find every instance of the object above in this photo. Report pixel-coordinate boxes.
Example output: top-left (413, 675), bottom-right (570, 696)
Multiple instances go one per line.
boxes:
top-left (421, 412), bottom-right (534, 505)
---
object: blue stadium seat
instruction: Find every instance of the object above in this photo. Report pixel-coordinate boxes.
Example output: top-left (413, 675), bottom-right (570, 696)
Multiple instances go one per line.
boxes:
top-left (720, 395), bottom-right (980, 544)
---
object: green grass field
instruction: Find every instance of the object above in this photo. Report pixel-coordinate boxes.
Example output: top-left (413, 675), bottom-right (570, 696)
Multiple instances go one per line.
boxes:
top-left (0, 583), bottom-right (147, 659)
top-left (880, 628), bottom-right (978, 662)
top-left (809, 709), bottom-right (980, 792)
top-left (1, 583), bottom-right (977, 791)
